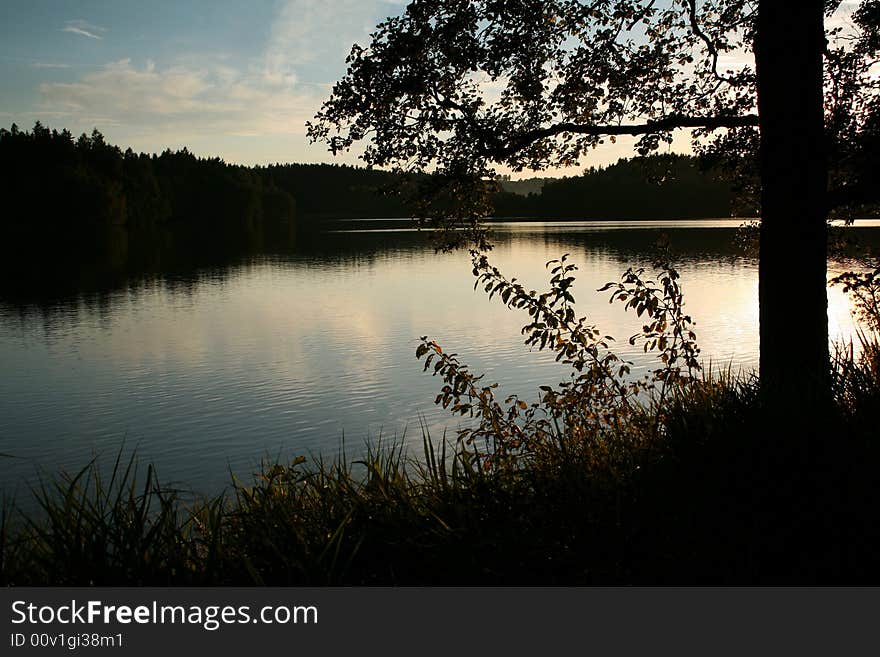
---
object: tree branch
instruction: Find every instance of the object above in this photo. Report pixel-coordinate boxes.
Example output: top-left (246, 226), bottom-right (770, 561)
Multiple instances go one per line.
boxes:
top-left (686, 0), bottom-right (726, 84)
top-left (494, 113), bottom-right (759, 159)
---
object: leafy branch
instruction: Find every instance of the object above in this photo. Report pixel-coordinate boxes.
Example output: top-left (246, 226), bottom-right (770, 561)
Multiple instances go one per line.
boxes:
top-left (415, 242), bottom-right (702, 469)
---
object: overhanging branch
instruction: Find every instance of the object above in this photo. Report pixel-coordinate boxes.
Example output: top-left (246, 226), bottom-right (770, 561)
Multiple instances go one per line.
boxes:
top-left (686, 0), bottom-right (729, 85)
top-left (493, 113), bottom-right (759, 159)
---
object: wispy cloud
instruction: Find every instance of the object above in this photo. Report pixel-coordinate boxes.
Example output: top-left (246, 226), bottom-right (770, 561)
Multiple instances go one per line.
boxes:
top-left (262, 0), bottom-right (400, 86)
top-left (61, 20), bottom-right (106, 40)
top-left (35, 2), bottom-right (411, 163)
top-left (32, 62), bottom-right (70, 69)
top-left (39, 3), bottom-right (405, 143)
top-left (39, 58), bottom-right (326, 139)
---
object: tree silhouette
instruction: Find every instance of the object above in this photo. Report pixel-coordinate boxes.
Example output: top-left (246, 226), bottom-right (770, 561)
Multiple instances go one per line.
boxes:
top-left (492, 154), bottom-right (735, 219)
top-left (308, 0), bottom-right (880, 407)
top-left (0, 123), bottom-right (296, 241)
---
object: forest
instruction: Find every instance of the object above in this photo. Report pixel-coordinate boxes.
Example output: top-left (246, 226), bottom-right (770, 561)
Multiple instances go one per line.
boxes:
top-left (0, 122), bottom-right (296, 243)
top-left (0, 122), bottom-right (738, 235)
top-left (492, 154), bottom-right (736, 219)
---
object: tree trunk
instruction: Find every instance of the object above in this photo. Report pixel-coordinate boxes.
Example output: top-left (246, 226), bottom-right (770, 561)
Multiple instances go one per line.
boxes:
top-left (755, 0), bottom-right (829, 406)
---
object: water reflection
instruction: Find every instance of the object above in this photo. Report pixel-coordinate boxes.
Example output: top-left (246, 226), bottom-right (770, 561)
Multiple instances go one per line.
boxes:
top-left (1, 219), bottom-right (878, 500)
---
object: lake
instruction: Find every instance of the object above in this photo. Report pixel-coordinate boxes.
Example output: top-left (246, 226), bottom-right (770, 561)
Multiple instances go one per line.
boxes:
top-left (2, 219), bottom-right (878, 499)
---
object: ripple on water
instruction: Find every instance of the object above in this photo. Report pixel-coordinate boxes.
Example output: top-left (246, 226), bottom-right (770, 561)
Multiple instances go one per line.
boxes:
top-left (1, 220), bottom-right (878, 503)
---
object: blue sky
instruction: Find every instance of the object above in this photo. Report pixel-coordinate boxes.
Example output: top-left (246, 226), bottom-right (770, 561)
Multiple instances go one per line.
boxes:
top-left (8, 1), bottom-right (852, 172)
top-left (0, 0), bottom-right (409, 165)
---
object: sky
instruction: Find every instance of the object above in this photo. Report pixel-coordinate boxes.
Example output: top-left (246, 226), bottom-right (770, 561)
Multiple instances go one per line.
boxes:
top-left (0, 0), bottom-right (415, 167)
top-left (1, 1), bottom-right (858, 175)
top-left (0, 0), bottom-right (680, 175)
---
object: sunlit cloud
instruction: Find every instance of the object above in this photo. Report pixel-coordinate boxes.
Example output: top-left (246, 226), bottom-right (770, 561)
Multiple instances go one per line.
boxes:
top-left (29, 2), bottom-right (410, 164)
top-left (39, 58), bottom-right (327, 139)
top-left (61, 20), bottom-right (106, 40)
top-left (29, 0), bottom-right (699, 171)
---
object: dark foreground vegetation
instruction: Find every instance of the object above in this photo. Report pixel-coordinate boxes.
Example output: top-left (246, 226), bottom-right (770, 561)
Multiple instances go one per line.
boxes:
top-left (2, 248), bottom-right (878, 585)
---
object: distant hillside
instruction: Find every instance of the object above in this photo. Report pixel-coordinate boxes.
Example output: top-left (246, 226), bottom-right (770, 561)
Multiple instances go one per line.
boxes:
top-left (261, 163), bottom-right (407, 220)
top-left (492, 154), bottom-right (735, 219)
top-left (273, 156), bottom-right (734, 221)
top-left (2, 123), bottom-right (736, 233)
top-left (497, 177), bottom-right (548, 196)
top-left (0, 122), bottom-right (295, 243)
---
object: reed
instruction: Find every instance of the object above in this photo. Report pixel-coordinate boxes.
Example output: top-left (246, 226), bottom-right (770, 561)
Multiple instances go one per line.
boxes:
top-left (3, 252), bottom-right (878, 584)
top-left (1, 339), bottom-right (878, 585)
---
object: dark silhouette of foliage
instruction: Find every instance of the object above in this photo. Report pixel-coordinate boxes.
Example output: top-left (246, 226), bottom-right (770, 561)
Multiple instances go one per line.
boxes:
top-left (308, 0), bottom-right (880, 404)
top-left (2, 263), bottom-right (878, 584)
top-left (0, 122), bottom-right (750, 235)
top-left (261, 162), bottom-right (408, 221)
top-left (493, 154), bottom-right (735, 219)
top-left (0, 123), bottom-right (301, 310)
top-left (0, 123), bottom-right (296, 242)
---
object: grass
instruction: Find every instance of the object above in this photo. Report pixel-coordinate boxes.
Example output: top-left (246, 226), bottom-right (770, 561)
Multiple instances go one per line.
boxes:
top-left (1, 338), bottom-right (878, 585)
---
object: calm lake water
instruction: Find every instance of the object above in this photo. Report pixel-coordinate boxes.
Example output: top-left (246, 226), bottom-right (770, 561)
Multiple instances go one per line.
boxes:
top-left (2, 219), bottom-right (878, 498)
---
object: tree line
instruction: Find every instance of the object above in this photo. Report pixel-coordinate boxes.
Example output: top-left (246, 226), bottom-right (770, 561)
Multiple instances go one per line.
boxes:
top-left (1, 122), bottom-right (747, 234)
top-left (0, 122), bottom-right (295, 244)
top-left (493, 154), bottom-right (736, 219)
